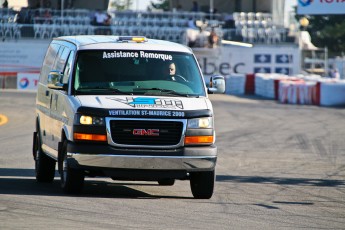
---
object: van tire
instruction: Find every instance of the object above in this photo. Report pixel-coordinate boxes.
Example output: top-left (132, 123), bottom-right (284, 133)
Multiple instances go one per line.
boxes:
top-left (34, 131), bottom-right (56, 182)
top-left (190, 170), bottom-right (215, 199)
top-left (60, 140), bottom-right (84, 194)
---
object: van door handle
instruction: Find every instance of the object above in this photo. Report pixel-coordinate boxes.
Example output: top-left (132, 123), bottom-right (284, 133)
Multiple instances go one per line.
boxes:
top-left (49, 94), bottom-right (53, 109)
top-left (46, 90), bottom-right (50, 96)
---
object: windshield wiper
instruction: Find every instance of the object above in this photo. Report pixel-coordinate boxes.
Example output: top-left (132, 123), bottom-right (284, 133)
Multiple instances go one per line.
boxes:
top-left (76, 87), bottom-right (133, 95)
top-left (133, 87), bottom-right (195, 97)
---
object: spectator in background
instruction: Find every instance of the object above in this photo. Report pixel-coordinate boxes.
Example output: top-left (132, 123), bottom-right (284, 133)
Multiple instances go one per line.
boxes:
top-left (93, 10), bottom-right (111, 35)
top-left (188, 18), bottom-right (197, 29)
top-left (32, 9), bottom-right (51, 24)
top-left (195, 31), bottom-right (208, 48)
top-left (208, 28), bottom-right (219, 48)
top-left (42, 9), bottom-right (52, 24)
top-left (331, 68), bottom-right (340, 79)
top-left (33, 10), bottom-right (41, 24)
top-left (2, 0), bottom-right (8, 8)
top-left (104, 13), bottom-right (112, 35)
top-left (223, 14), bottom-right (234, 29)
top-left (104, 13), bottom-right (112, 26)
top-left (191, 1), bottom-right (199, 12)
top-left (93, 9), bottom-right (108, 26)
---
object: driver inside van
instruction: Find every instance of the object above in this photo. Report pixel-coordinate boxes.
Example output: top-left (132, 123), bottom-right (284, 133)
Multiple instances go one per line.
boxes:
top-left (169, 62), bottom-right (177, 81)
top-left (165, 62), bottom-right (188, 82)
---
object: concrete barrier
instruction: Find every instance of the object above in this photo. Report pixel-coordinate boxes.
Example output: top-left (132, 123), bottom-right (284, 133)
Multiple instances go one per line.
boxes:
top-left (221, 72), bottom-right (344, 106)
top-left (225, 74), bottom-right (246, 95)
top-left (320, 80), bottom-right (345, 106)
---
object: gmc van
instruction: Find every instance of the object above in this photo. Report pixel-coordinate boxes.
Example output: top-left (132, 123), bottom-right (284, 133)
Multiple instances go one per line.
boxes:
top-left (33, 36), bottom-right (225, 199)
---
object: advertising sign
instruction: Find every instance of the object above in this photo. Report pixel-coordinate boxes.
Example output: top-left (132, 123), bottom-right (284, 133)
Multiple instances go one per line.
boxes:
top-left (17, 73), bottom-right (40, 90)
top-left (193, 46), bottom-right (300, 77)
top-left (297, 0), bottom-right (345, 15)
top-left (0, 41), bottom-right (48, 75)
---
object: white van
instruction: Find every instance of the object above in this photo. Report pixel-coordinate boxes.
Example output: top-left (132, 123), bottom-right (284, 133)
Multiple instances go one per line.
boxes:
top-left (33, 36), bottom-right (225, 199)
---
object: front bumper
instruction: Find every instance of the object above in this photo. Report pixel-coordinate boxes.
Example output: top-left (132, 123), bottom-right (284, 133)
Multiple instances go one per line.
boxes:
top-left (66, 142), bottom-right (217, 171)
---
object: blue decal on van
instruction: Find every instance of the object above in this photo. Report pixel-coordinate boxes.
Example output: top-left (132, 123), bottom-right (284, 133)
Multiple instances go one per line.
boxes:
top-left (107, 97), bottom-right (184, 109)
top-left (129, 97), bottom-right (157, 105)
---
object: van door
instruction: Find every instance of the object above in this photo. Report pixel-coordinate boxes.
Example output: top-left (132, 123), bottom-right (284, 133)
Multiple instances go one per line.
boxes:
top-left (47, 47), bottom-right (71, 157)
top-left (43, 45), bottom-right (64, 155)
top-left (51, 50), bottom-right (75, 153)
top-left (37, 43), bottom-right (60, 150)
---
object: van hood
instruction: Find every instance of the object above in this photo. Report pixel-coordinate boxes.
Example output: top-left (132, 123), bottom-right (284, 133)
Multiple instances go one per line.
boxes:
top-left (76, 95), bottom-right (209, 111)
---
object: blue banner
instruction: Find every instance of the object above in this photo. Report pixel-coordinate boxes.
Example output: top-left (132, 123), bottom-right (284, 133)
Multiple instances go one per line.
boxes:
top-left (298, 0), bottom-right (345, 15)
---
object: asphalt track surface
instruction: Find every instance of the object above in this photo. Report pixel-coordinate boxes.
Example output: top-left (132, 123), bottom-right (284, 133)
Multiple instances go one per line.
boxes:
top-left (0, 90), bottom-right (344, 230)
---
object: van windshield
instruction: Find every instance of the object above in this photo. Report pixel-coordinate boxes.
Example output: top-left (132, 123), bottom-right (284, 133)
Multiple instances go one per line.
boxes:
top-left (73, 50), bottom-right (206, 97)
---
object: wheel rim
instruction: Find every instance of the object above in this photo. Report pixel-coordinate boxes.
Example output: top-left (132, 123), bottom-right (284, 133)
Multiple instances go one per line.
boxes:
top-left (35, 134), bottom-right (40, 172)
top-left (62, 157), bottom-right (68, 185)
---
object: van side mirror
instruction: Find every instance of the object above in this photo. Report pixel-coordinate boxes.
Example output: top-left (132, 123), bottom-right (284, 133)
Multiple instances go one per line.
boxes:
top-left (47, 71), bottom-right (65, 90)
top-left (208, 75), bottom-right (225, 94)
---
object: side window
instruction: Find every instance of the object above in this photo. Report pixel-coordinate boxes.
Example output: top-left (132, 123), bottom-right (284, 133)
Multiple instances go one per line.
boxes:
top-left (53, 46), bottom-right (70, 72)
top-left (62, 51), bottom-right (74, 84)
top-left (40, 43), bottom-right (60, 84)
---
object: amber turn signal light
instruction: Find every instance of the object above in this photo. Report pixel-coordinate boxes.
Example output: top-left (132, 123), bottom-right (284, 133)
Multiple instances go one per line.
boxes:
top-left (73, 133), bottom-right (107, 142)
top-left (184, 136), bottom-right (214, 145)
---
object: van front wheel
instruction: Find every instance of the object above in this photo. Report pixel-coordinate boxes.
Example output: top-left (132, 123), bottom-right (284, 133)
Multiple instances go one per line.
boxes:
top-left (190, 170), bottom-right (215, 199)
top-left (60, 141), bottom-right (84, 194)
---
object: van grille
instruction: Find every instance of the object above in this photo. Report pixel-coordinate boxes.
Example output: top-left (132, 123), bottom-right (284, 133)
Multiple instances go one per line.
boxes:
top-left (110, 120), bottom-right (183, 146)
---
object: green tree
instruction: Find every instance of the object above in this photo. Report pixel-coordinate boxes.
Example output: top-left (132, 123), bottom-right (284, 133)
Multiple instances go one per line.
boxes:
top-left (295, 12), bottom-right (345, 57)
top-left (149, 0), bottom-right (170, 11)
top-left (109, 0), bottom-right (133, 11)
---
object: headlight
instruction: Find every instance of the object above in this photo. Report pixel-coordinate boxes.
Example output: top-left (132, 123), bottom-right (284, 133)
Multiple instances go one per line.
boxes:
top-left (80, 115), bottom-right (93, 125)
top-left (187, 117), bottom-right (213, 129)
top-left (185, 117), bottom-right (214, 145)
top-left (75, 114), bottom-right (105, 126)
top-left (73, 114), bottom-right (107, 142)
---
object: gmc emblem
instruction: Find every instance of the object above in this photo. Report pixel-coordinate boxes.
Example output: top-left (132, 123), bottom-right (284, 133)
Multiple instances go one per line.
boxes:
top-left (133, 129), bottom-right (159, 136)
